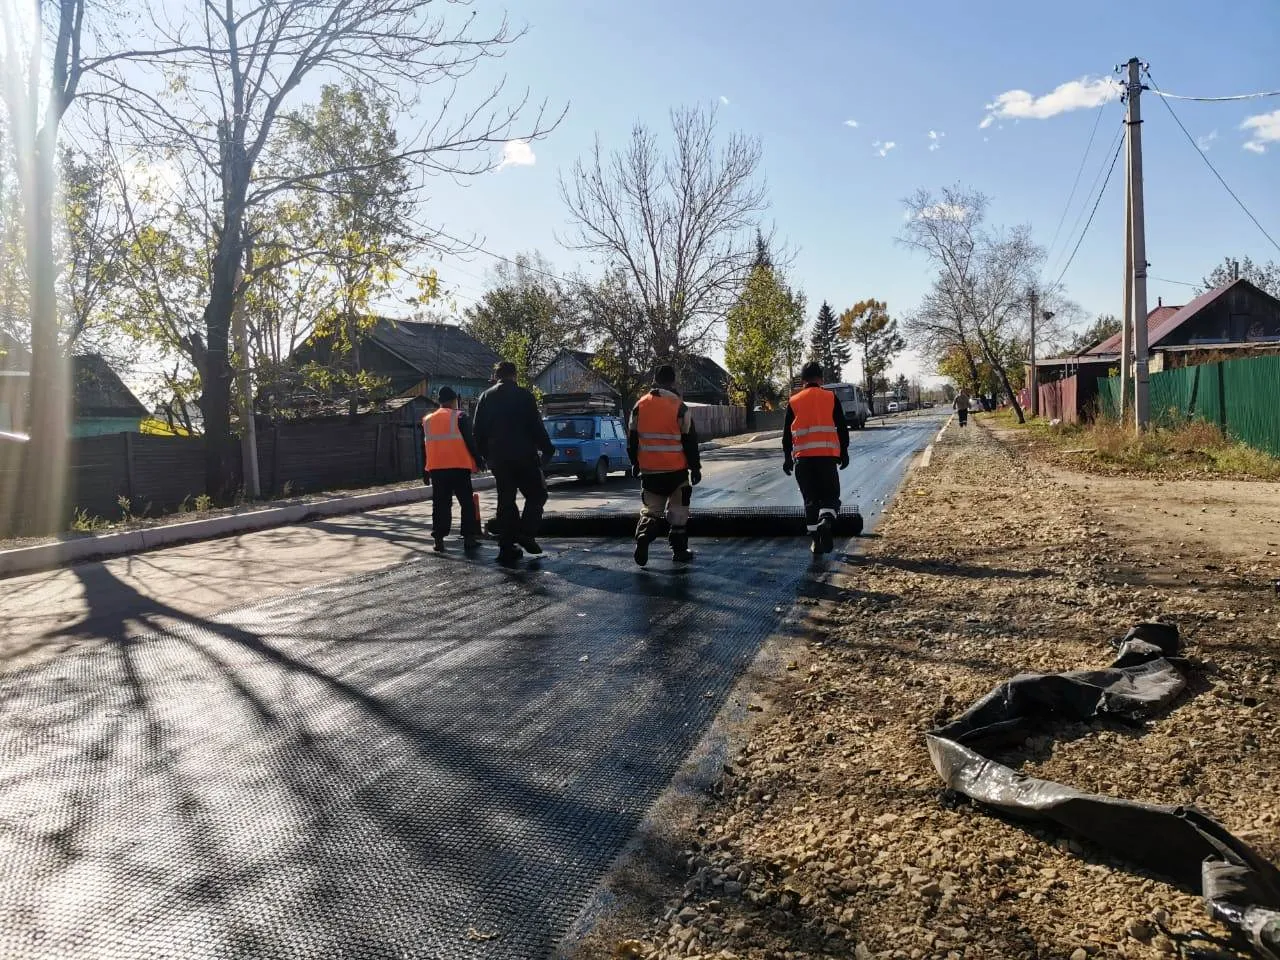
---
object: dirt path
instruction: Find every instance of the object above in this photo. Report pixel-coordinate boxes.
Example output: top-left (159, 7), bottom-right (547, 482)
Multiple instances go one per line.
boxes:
top-left (576, 417), bottom-right (1279, 960)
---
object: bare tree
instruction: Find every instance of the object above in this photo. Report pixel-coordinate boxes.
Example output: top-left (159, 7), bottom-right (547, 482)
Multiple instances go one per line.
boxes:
top-left (561, 103), bottom-right (768, 363)
top-left (901, 186), bottom-right (1048, 423)
top-left (91, 0), bottom-right (560, 497)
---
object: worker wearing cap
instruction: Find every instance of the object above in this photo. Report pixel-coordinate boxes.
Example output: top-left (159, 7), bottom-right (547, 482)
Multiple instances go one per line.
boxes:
top-left (423, 386), bottom-right (483, 553)
top-left (627, 364), bottom-right (701, 566)
top-left (783, 361), bottom-right (850, 555)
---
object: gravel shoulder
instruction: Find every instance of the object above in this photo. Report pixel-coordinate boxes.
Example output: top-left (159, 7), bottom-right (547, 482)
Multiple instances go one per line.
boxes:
top-left (572, 415), bottom-right (1279, 960)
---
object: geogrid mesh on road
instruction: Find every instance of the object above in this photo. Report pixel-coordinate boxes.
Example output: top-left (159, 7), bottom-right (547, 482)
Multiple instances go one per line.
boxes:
top-left (0, 539), bottom-right (800, 960)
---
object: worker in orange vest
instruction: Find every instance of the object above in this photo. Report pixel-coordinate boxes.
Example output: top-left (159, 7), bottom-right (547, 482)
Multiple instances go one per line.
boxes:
top-left (422, 386), bottom-right (483, 553)
top-left (626, 364), bottom-right (701, 566)
top-left (783, 361), bottom-right (850, 555)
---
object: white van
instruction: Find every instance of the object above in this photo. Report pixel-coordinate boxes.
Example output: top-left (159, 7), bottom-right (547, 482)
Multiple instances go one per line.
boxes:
top-left (822, 382), bottom-right (871, 430)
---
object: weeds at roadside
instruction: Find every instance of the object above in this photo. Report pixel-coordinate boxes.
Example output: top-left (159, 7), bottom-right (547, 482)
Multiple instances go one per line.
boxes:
top-left (70, 509), bottom-right (107, 533)
top-left (997, 411), bottom-right (1280, 480)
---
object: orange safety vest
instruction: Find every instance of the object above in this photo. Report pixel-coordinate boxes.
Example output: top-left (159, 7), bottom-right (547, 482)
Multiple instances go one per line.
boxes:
top-left (789, 386), bottom-right (841, 458)
top-left (635, 391), bottom-right (688, 474)
top-left (422, 408), bottom-right (476, 472)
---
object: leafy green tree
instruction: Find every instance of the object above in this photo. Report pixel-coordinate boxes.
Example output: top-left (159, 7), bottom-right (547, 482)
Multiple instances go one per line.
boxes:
top-left (840, 299), bottom-right (904, 413)
top-left (1199, 257), bottom-right (1280, 298)
top-left (725, 262), bottom-right (806, 424)
top-left (574, 267), bottom-right (652, 411)
top-left (265, 84), bottom-right (424, 414)
top-left (1067, 314), bottom-right (1121, 354)
top-left (807, 301), bottom-right (850, 380)
top-left (463, 251), bottom-right (578, 386)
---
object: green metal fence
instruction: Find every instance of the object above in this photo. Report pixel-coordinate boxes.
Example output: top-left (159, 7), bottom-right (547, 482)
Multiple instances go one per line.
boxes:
top-left (1097, 354), bottom-right (1280, 456)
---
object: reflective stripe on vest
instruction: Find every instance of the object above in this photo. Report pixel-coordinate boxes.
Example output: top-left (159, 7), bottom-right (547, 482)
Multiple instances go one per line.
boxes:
top-left (423, 409), bottom-right (477, 472)
top-left (789, 386), bottom-right (841, 458)
top-left (635, 392), bottom-right (688, 473)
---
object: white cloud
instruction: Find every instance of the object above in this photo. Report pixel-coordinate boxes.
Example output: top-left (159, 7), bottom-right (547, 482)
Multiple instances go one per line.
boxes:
top-left (978, 116), bottom-right (994, 130)
top-left (843, 119), bottom-right (859, 128)
top-left (928, 129), bottom-right (945, 151)
top-left (918, 202), bottom-right (968, 222)
top-left (720, 95), bottom-right (730, 105)
top-left (1196, 130), bottom-right (1219, 152)
top-left (1242, 109), bottom-right (1280, 154)
top-left (872, 139), bottom-right (896, 157)
top-left (982, 76), bottom-right (1122, 126)
top-left (497, 139), bottom-right (536, 171)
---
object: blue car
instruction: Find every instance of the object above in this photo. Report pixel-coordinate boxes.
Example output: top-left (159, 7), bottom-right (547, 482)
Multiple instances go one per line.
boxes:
top-left (542, 414), bottom-right (632, 485)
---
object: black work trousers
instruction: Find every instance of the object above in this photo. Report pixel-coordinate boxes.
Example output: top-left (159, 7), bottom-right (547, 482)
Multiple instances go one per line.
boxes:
top-left (430, 468), bottom-right (478, 540)
top-left (490, 457), bottom-right (548, 546)
top-left (636, 470), bottom-right (692, 544)
top-left (957, 408), bottom-right (968, 426)
top-left (794, 457), bottom-right (841, 531)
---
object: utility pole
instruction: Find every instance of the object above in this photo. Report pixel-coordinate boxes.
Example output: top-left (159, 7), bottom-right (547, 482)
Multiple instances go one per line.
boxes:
top-left (1027, 288), bottom-right (1039, 417)
top-left (1120, 129), bottom-right (1133, 423)
top-left (1124, 57), bottom-right (1150, 430)
top-left (232, 239), bottom-right (261, 498)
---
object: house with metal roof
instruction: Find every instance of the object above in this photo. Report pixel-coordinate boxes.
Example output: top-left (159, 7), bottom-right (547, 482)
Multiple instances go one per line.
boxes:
top-left (284, 318), bottom-right (503, 412)
top-left (1032, 278), bottom-right (1280, 421)
top-left (0, 333), bottom-right (148, 437)
top-left (533, 348), bottom-right (619, 398)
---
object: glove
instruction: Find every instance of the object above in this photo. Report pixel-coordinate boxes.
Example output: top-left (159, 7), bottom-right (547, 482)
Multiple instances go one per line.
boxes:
top-left (690, 468), bottom-right (702, 486)
top-left (782, 457), bottom-right (793, 476)
top-left (631, 463), bottom-right (642, 478)
top-left (839, 452), bottom-right (849, 470)
top-left (422, 470), bottom-right (432, 487)
top-left (476, 458), bottom-right (487, 473)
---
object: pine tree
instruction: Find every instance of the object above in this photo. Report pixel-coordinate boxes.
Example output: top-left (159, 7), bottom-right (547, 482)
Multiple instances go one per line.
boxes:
top-left (807, 301), bottom-right (850, 380)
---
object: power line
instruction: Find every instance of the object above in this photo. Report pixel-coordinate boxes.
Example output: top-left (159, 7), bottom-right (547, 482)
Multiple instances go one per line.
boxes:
top-left (1146, 69), bottom-right (1280, 257)
top-left (1042, 103), bottom-right (1109, 277)
top-left (1051, 134), bottom-right (1124, 292)
top-left (1149, 275), bottom-right (1201, 289)
top-left (1046, 122), bottom-right (1124, 283)
top-left (1148, 87), bottom-right (1280, 103)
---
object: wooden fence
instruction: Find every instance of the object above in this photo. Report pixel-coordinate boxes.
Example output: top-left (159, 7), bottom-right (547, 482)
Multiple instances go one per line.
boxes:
top-left (0, 410), bottom-right (427, 535)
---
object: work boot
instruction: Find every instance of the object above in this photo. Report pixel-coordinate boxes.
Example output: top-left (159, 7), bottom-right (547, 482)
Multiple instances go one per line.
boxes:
top-left (670, 529), bottom-right (693, 564)
top-left (516, 536), bottom-right (543, 556)
top-left (496, 544), bottom-right (523, 566)
top-left (433, 537), bottom-right (446, 553)
top-left (463, 536), bottom-right (481, 552)
top-left (633, 537), bottom-right (649, 567)
top-left (810, 531), bottom-right (821, 555)
top-left (817, 515), bottom-right (835, 555)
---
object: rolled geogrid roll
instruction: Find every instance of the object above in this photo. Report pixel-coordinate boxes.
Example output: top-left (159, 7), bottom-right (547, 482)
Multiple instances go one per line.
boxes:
top-left (490, 506), bottom-right (865, 539)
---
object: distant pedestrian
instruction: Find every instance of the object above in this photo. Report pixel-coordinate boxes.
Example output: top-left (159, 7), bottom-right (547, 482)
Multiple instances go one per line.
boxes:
top-left (473, 361), bottom-right (555, 566)
top-left (783, 362), bottom-right (849, 555)
top-left (423, 386), bottom-right (482, 553)
top-left (628, 364), bottom-right (701, 566)
top-left (953, 390), bottom-right (970, 427)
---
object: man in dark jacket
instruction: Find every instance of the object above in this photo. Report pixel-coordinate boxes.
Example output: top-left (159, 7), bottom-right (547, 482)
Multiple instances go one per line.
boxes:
top-left (473, 361), bottom-right (555, 565)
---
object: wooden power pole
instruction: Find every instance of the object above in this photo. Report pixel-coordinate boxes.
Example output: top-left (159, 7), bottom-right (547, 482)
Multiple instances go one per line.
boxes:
top-left (1028, 288), bottom-right (1039, 417)
top-left (1124, 57), bottom-right (1150, 430)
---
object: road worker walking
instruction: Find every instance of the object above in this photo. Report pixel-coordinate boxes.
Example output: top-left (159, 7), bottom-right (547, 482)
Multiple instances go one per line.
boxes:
top-left (473, 360), bottom-right (555, 566)
top-left (422, 386), bottom-right (483, 553)
top-left (782, 361), bottom-right (850, 555)
top-left (627, 364), bottom-right (701, 567)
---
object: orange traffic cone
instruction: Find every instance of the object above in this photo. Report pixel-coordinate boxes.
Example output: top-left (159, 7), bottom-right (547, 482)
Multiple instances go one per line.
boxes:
top-left (472, 492), bottom-right (482, 528)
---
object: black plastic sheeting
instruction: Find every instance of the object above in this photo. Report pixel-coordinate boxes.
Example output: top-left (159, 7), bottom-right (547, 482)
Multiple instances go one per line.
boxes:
top-left (926, 623), bottom-right (1280, 959)
top-left (511, 506), bottom-right (865, 539)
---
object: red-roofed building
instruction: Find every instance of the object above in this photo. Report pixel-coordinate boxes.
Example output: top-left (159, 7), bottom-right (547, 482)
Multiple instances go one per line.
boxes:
top-left (1031, 278), bottom-right (1280, 421)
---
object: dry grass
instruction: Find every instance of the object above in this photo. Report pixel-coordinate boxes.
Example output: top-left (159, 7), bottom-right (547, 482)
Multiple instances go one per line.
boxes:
top-left (992, 410), bottom-right (1280, 480)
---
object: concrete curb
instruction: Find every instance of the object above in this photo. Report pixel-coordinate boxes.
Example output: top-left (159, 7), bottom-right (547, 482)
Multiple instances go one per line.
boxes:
top-left (0, 477), bottom-right (497, 579)
top-left (698, 430), bottom-right (782, 454)
top-left (918, 415), bottom-right (955, 469)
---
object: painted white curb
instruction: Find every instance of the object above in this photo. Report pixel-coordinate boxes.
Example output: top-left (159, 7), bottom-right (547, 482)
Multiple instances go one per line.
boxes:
top-left (0, 477), bottom-right (497, 579)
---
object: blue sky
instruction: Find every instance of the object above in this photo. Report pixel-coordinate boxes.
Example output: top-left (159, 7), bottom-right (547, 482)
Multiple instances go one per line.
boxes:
top-left (411, 1), bottom-right (1280, 377)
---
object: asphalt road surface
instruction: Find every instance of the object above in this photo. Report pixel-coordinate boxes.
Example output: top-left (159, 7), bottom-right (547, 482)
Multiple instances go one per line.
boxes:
top-left (0, 416), bottom-right (942, 960)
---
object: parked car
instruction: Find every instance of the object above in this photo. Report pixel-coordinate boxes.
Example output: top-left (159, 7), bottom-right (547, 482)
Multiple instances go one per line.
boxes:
top-left (821, 382), bottom-right (871, 430)
top-left (921, 400), bottom-right (934, 409)
top-left (542, 413), bottom-right (632, 484)
top-left (886, 400), bottom-right (900, 414)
